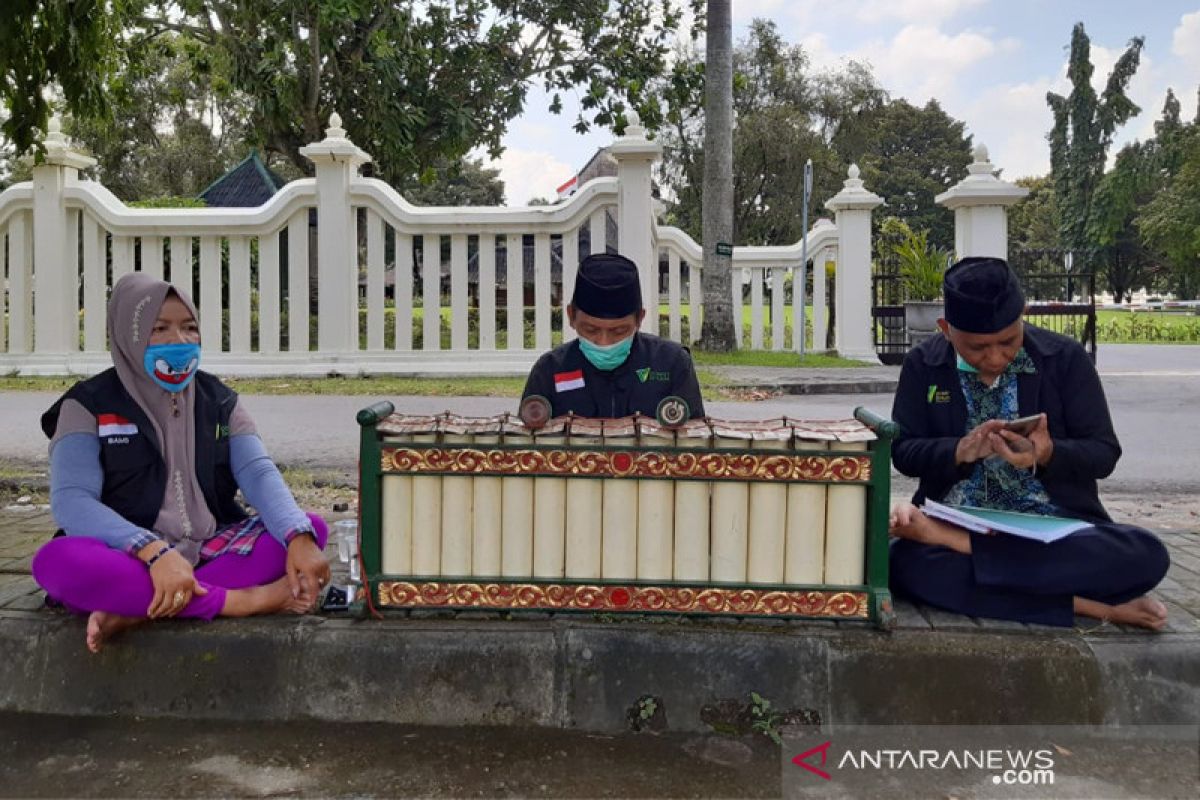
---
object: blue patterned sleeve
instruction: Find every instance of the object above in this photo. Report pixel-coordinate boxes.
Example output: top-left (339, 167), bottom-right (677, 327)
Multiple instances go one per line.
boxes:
top-left (49, 433), bottom-right (160, 553)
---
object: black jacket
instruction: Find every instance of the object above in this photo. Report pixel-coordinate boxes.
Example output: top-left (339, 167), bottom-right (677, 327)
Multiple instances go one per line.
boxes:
top-left (891, 324), bottom-right (1120, 523)
top-left (522, 332), bottom-right (705, 419)
top-left (41, 369), bottom-right (247, 530)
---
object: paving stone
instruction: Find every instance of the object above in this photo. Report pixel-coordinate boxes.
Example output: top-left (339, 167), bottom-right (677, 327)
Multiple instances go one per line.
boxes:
top-left (974, 616), bottom-right (1030, 632)
top-left (891, 598), bottom-right (932, 630)
top-left (915, 604), bottom-right (980, 632)
top-left (0, 575), bottom-right (39, 607)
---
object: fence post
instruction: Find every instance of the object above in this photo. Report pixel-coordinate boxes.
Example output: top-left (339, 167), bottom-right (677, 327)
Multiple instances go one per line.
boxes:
top-left (824, 165), bottom-right (883, 363)
top-left (609, 111), bottom-right (662, 328)
top-left (299, 113), bottom-right (372, 354)
top-left (33, 117), bottom-right (96, 354)
top-left (935, 144), bottom-right (1028, 259)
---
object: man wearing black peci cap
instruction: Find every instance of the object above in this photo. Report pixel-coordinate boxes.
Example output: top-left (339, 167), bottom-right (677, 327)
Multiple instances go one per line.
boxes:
top-left (887, 256), bottom-right (1170, 629)
top-left (521, 253), bottom-right (704, 420)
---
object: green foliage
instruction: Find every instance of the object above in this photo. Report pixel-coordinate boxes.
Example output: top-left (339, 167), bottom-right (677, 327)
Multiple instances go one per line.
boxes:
top-left (749, 692), bottom-right (785, 745)
top-left (1088, 140), bottom-right (1161, 302)
top-left (892, 225), bottom-right (950, 301)
top-left (1138, 126), bottom-right (1200, 298)
top-left (396, 158), bottom-right (504, 206)
top-left (851, 99), bottom-right (970, 251)
top-left (61, 30), bottom-right (255, 200)
top-left (1007, 176), bottom-right (1062, 255)
top-left (1046, 23), bottom-right (1144, 254)
top-left (0, 0), bottom-right (139, 156)
top-left (1097, 311), bottom-right (1200, 343)
top-left (657, 19), bottom-right (885, 245)
top-left (141, 0), bottom-right (703, 185)
top-left (128, 196), bottom-right (209, 209)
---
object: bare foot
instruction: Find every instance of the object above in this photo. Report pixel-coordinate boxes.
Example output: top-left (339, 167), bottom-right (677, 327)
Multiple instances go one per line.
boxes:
top-left (85, 611), bottom-right (144, 654)
top-left (221, 577), bottom-right (313, 617)
top-left (1075, 596), bottom-right (1168, 631)
top-left (890, 507), bottom-right (973, 554)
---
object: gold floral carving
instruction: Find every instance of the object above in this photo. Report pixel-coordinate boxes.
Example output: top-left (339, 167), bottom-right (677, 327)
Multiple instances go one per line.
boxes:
top-left (376, 581), bottom-right (869, 618)
top-left (380, 447), bottom-right (871, 482)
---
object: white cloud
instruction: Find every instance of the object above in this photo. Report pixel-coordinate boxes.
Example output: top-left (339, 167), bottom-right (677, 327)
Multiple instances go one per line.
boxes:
top-left (964, 77), bottom-right (1059, 179)
top-left (852, 0), bottom-right (988, 25)
top-left (486, 147), bottom-right (576, 207)
top-left (846, 25), bottom-right (1018, 104)
top-left (1172, 10), bottom-right (1200, 69)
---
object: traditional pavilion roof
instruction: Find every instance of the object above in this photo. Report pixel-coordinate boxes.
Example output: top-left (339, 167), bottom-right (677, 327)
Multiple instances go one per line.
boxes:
top-left (198, 150), bottom-right (288, 207)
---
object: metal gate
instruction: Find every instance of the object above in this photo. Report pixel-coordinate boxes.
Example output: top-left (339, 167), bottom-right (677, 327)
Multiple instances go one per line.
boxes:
top-left (870, 249), bottom-right (1097, 363)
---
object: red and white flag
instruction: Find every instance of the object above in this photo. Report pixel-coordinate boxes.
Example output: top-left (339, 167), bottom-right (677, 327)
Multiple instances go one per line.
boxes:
top-left (97, 413), bottom-right (138, 437)
top-left (553, 369), bottom-right (585, 393)
top-left (556, 175), bottom-right (578, 200)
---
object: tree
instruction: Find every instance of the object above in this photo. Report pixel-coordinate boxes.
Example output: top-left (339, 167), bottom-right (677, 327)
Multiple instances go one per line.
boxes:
top-left (0, 0), bottom-right (140, 156)
top-left (397, 158), bottom-right (504, 206)
top-left (63, 32), bottom-right (254, 200)
top-left (658, 20), bottom-right (884, 246)
top-left (1046, 22), bottom-right (1144, 254)
top-left (1007, 176), bottom-right (1062, 257)
top-left (1139, 124), bottom-right (1200, 298)
top-left (698, 0), bottom-right (736, 351)
top-left (128, 1), bottom-right (701, 185)
top-left (853, 99), bottom-right (970, 251)
top-left (1089, 141), bottom-right (1160, 302)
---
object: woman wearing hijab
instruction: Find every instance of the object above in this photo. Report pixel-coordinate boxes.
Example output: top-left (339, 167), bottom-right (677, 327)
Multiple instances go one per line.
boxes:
top-left (32, 273), bottom-right (330, 652)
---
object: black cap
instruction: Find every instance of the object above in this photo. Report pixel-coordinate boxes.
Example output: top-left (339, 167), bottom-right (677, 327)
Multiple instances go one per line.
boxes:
top-left (943, 257), bottom-right (1025, 334)
top-left (571, 254), bottom-right (643, 319)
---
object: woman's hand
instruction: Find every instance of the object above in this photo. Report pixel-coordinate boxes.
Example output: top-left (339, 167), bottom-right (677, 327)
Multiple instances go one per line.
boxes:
top-left (140, 545), bottom-right (207, 618)
top-left (286, 534), bottom-right (330, 611)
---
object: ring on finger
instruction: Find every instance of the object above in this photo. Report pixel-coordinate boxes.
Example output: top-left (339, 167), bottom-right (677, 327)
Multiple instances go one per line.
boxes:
top-left (173, 590), bottom-right (187, 607)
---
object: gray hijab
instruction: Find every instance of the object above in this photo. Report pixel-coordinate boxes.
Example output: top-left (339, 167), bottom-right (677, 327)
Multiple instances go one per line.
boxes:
top-left (107, 273), bottom-right (215, 563)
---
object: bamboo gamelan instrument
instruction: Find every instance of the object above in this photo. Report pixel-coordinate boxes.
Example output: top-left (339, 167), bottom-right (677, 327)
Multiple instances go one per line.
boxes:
top-left (356, 404), bottom-right (897, 627)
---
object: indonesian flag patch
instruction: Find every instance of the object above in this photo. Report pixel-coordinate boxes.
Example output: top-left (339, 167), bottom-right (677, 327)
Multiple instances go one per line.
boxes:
top-left (97, 413), bottom-right (138, 437)
top-left (554, 369), bottom-right (585, 393)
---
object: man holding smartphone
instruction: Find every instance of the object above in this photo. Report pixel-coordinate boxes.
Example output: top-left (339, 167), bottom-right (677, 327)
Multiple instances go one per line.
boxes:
top-left (887, 257), bottom-right (1170, 629)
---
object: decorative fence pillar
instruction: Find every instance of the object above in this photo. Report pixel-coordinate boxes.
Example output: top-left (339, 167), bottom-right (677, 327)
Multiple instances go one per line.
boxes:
top-left (825, 165), bottom-right (883, 363)
top-left (935, 144), bottom-right (1028, 260)
top-left (609, 111), bottom-right (662, 327)
top-left (299, 113), bottom-right (372, 353)
top-left (33, 118), bottom-right (96, 354)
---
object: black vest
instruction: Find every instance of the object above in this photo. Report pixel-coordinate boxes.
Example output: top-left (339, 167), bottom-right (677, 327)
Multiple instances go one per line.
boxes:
top-left (41, 369), bottom-right (247, 530)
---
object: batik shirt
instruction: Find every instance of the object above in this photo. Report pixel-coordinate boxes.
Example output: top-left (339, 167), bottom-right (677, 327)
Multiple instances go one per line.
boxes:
top-left (943, 348), bottom-right (1057, 514)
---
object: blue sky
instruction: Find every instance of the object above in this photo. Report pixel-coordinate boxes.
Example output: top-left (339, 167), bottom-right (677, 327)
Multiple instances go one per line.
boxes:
top-left (489, 0), bottom-right (1200, 206)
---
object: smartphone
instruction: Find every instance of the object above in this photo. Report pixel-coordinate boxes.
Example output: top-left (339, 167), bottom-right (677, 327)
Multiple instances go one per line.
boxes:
top-left (1004, 414), bottom-right (1042, 436)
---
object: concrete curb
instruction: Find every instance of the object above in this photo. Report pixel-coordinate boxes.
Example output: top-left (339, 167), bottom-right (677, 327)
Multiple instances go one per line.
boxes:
top-left (724, 380), bottom-right (899, 396)
top-left (4, 611), bottom-right (1195, 730)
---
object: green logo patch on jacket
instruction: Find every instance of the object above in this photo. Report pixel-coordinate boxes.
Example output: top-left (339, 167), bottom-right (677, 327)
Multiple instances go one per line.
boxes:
top-left (636, 367), bottom-right (671, 383)
top-left (927, 384), bottom-right (951, 404)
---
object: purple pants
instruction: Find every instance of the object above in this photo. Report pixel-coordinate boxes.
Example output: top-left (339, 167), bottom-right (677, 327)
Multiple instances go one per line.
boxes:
top-left (32, 513), bottom-right (328, 621)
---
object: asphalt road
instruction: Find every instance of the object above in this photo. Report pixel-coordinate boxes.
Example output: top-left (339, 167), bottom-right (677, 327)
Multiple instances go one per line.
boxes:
top-left (2, 344), bottom-right (1198, 498)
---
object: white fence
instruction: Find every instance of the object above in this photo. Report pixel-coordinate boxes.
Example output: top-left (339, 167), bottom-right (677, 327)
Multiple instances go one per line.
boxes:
top-left (0, 113), bottom-right (898, 376)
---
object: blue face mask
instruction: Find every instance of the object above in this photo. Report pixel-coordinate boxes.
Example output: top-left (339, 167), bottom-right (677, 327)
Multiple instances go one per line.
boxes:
top-left (955, 354), bottom-right (979, 373)
top-left (578, 334), bottom-right (634, 371)
top-left (143, 343), bottom-right (201, 392)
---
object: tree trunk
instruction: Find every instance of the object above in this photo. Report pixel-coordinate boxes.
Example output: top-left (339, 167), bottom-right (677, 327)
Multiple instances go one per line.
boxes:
top-left (698, 0), bottom-right (736, 351)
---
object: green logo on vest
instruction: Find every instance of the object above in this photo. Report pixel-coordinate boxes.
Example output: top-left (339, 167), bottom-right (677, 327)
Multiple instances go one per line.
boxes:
top-left (637, 367), bottom-right (670, 383)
